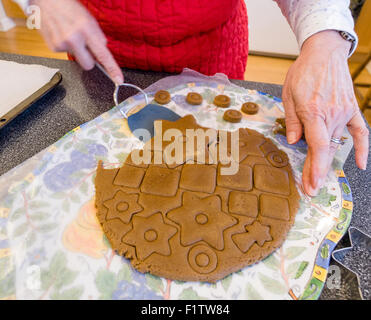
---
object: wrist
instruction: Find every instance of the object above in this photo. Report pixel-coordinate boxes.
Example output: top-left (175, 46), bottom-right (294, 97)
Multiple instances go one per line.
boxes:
top-left (302, 30), bottom-right (351, 57)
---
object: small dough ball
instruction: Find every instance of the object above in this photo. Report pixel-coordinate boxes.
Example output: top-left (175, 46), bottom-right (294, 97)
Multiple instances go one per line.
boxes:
top-left (275, 117), bottom-right (286, 128)
top-left (213, 95), bottom-right (231, 108)
top-left (154, 90), bottom-right (171, 104)
top-left (186, 92), bottom-right (203, 105)
top-left (223, 109), bottom-right (242, 123)
top-left (241, 102), bottom-right (259, 115)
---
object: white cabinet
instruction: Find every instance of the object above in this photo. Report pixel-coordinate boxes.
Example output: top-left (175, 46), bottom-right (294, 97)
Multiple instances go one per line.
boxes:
top-left (245, 0), bottom-right (299, 57)
top-left (0, 0), bottom-right (15, 31)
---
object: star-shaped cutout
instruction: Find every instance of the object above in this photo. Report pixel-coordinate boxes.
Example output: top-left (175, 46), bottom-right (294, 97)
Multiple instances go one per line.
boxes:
top-left (233, 128), bottom-right (266, 160)
top-left (144, 115), bottom-right (202, 151)
top-left (209, 128), bottom-right (266, 163)
top-left (332, 227), bottom-right (371, 300)
top-left (122, 212), bottom-right (178, 261)
top-left (167, 192), bottom-right (236, 250)
top-left (144, 115), bottom-right (217, 167)
top-left (232, 221), bottom-right (272, 253)
top-left (103, 190), bottom-right (143, 224)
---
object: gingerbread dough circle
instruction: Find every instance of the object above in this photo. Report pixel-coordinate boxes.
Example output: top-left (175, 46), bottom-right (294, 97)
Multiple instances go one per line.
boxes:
top-left (154, 90), bottom-right (171, 104)
top-left (95, 115), bottom-right (300, 282)
top-left (223, 109), bottom-right (242, 123)
top-left (213, 95), bottom-right (231, 108)
top-left (186, 92), bottom-right (203, 105)
top-left (242, 102), bottom-right (259, 115)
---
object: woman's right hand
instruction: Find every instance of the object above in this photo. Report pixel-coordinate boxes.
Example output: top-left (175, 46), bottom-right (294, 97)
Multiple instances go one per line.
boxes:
top-left (31, 0), bottom-right (124, 84)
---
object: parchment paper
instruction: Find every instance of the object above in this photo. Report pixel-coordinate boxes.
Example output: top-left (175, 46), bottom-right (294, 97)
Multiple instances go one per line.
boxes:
top-left (0, 60), bottom-right (59, 117)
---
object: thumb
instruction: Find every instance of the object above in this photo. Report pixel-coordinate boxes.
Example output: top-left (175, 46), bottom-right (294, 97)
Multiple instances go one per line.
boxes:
top-left (282, 91), bottom-right (303, 144)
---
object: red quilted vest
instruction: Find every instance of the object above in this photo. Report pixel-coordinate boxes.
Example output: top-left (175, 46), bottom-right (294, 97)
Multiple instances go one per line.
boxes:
top-left (79, 0), bottom-right (248, 79)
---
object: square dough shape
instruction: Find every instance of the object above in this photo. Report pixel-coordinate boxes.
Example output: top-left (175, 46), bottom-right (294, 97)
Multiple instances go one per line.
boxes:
top-left (260, 193), bottom-right (290, 221)
top-left (124, 149), bottom-right (151, 168)
top-left (229, 191), bottom-right (258, 218)
top-left (114, 165), bottom-right (146, 188)
top-left (140, 166), bottom-right (180, 197)
top-left (179, 164), bottom-right (216, 193)
top-left (254, 164), bottom-right (290, 195)
top-left (217, 164), bottom-right (253, 191)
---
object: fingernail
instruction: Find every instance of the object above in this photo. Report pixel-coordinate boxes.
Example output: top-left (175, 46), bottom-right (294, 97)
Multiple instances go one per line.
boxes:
top-left (287, 132), bottom-right (297, 144)
top-left (308, 179), bottom-right (320, 196)
top-left (114, 76), bottom-right (123, 85)
top-left (309, 185), bottom-right (319, 196)
top-left (361, 159), bottom-right (367, 170)
top-left (318, 177), bottom-right (325, 188)
top-left (303, 182), bottom-right (317, 197)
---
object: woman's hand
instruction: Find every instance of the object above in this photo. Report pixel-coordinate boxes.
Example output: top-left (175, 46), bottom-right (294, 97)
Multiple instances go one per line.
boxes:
top-left (282, 30), bottom-right (369, 196)
top-left (31, 0), bottom-right (123, 84)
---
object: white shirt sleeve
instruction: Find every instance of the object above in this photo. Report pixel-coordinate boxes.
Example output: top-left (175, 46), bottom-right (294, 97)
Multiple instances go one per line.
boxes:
top-left (273, 0), bottom-right (358, 56)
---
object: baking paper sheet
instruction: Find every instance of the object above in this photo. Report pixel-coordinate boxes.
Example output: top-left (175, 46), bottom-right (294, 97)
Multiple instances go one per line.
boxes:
top-left (0, 60), bottom-right (59, 118)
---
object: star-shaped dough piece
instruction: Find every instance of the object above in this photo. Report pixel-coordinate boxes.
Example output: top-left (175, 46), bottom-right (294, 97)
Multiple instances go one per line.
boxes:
top-left (160, 115), bottom-right (203, 137)
top-left (167, 192), bottom-right (236, 250)
top-left (144, 115), bottom-right (217, 166)
top-left (232, 221), bottom-right (272, 253)
top-left (122, 213), bottom-right (178, 261)
top-left (103, 190), bottom-right (143, 224)
top-left (144, 115), bottom-right (201, 151)
top-left (210, 128), bottom-right (266, 163)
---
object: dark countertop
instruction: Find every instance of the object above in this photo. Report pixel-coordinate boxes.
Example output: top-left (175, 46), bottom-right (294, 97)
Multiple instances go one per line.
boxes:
top-left (0, 52), bottom-right (370, 300)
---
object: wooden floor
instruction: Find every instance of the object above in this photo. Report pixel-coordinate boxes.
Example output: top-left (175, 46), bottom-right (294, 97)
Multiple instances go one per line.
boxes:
top-left (0, 22), bottom-right (68, 60)
top-left (1, 21), bottom-right (370, 124)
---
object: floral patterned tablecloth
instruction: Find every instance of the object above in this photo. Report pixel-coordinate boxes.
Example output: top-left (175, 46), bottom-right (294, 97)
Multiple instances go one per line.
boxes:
top-left (0, 71), bottom-right (353, 300)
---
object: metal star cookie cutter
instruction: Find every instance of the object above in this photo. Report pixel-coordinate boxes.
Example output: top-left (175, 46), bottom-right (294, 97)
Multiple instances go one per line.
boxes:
top-left (332, 227), bottom-right (371, 300)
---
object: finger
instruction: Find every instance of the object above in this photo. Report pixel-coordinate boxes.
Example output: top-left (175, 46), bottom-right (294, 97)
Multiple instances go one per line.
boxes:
top-left (302, 151), bottom-right (313, 196)
top-left (282, 89), bottom-right (303, 144)
top-left (63, 32), bottom-right (95, 70)
top-left (71, 44), bottom-right (95, 70)
top-left (86, 35), bottom-right (124, 84)
top-left (347, 112), bottom-right (369, 170)
top-left (326, 124), bottom-right (345, 174)
top-left (40, 14), bottom-right (68, 52)
top-left (89, 19), bottom-right (108, 46)
top-left (302, 117), bottom-right (330, 196)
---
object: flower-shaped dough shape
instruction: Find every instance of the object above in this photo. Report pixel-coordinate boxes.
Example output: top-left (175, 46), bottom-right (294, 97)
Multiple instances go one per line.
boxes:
top-left (167, 192), bottom-right (236, 250)
top-left (122, 212), bottom-right (178, 261)
top-left (103, 190), bottom-right (143, 224)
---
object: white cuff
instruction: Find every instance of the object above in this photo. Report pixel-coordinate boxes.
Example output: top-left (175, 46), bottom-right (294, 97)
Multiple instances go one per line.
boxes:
top-left (274, 0), bottom-right (358, 57)
top-left (295, 11), bottom-right (358, 56)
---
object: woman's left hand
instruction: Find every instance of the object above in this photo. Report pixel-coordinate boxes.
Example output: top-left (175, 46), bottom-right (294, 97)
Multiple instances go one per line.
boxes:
top-left (282, 30), bottom-right (369, 196)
